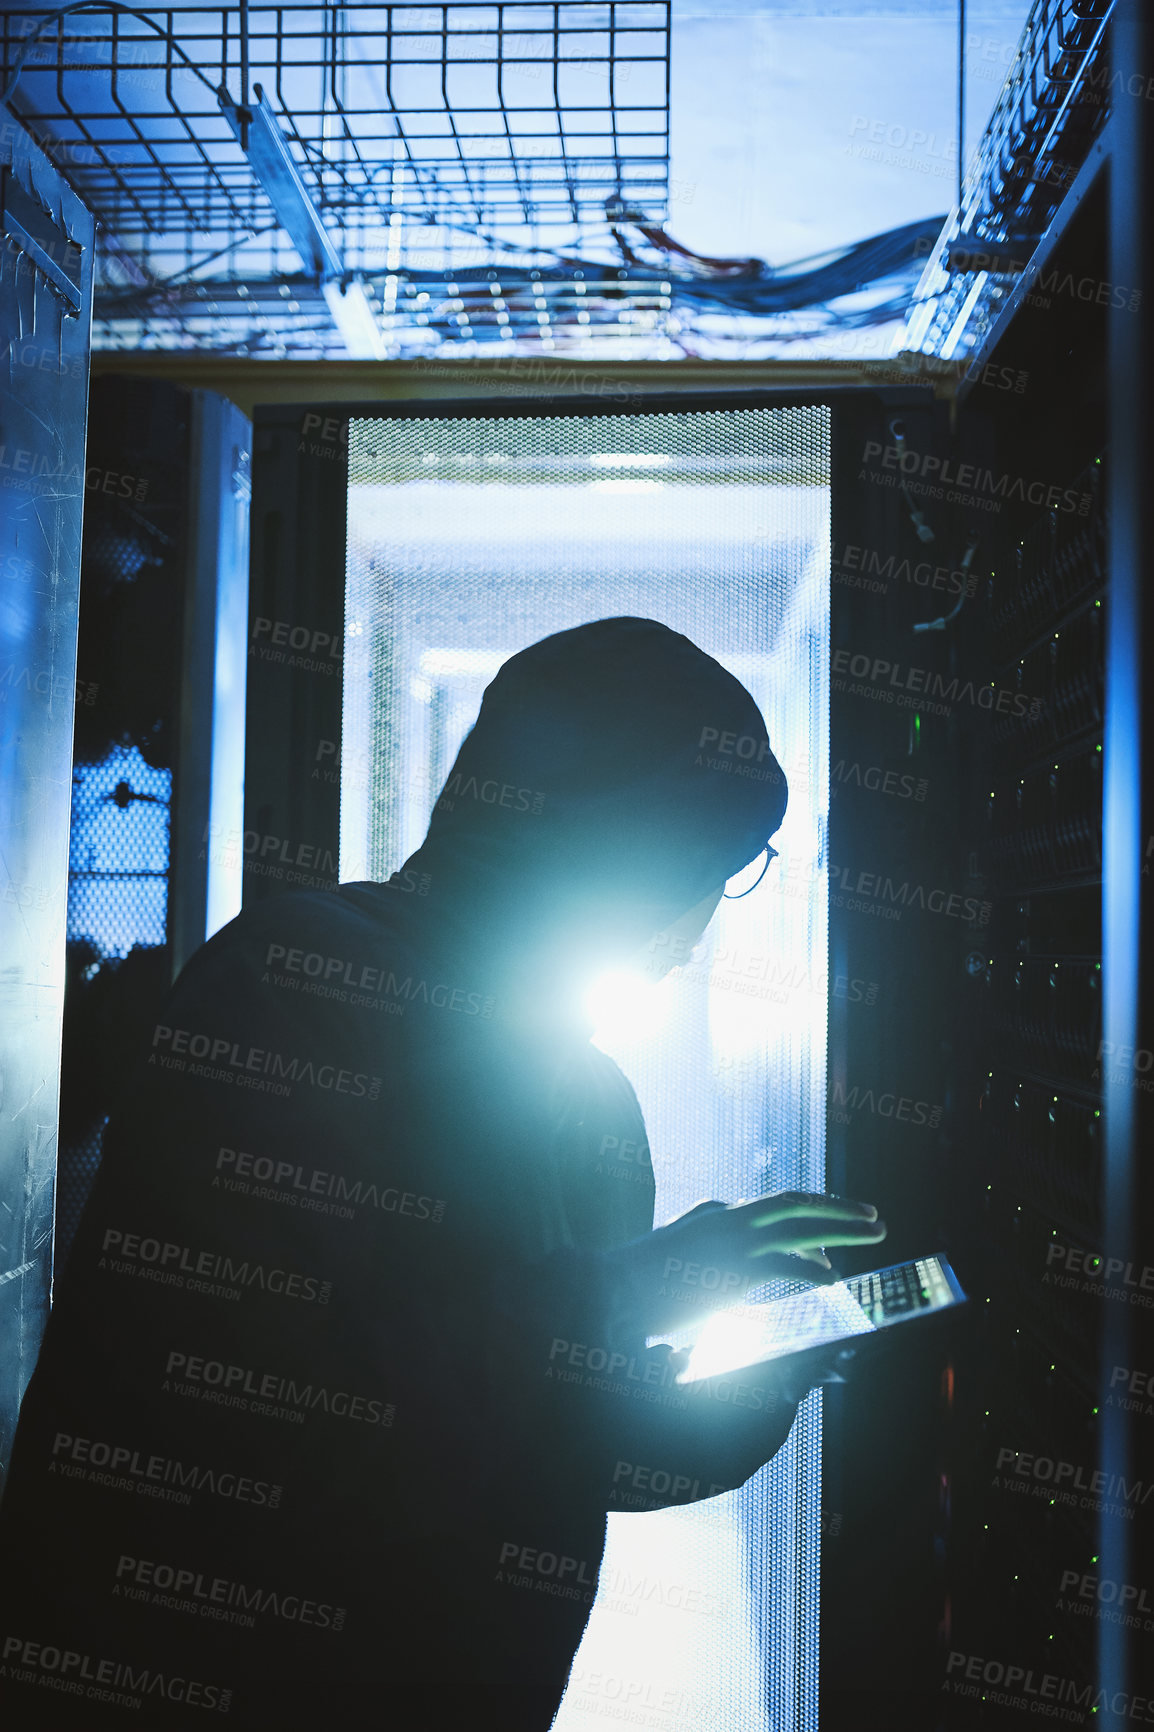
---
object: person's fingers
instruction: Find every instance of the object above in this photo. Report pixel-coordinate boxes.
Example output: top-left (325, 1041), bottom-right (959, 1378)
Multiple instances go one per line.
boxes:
top-left (747, 1219), bottom-right (887, 1256)
top-left (732, 1250), bottom-right (842, 1286)
top-left (794, 1249), bottom-right (833, 1270)
top-left (738, 1191), bottom-right (880, 1227)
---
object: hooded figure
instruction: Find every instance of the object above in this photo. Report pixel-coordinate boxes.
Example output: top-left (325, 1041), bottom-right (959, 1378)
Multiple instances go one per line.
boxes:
top-left (0, 617), bottom-right (842, 1732)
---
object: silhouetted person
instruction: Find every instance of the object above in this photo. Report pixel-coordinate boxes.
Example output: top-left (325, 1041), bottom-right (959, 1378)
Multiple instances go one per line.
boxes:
top-left (0, 617), bottom-right (884, 1729)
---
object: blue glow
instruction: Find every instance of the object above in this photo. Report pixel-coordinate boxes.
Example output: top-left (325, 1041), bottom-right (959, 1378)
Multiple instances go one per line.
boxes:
top-left (345, 407), bottom-right (830, 1732)
top-left (68, 746), bottom-right (171, 958)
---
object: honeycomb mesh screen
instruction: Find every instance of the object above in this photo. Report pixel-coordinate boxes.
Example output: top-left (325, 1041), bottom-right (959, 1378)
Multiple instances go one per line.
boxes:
top-left (68, 747), bottom-right (172, 958)
top-left (345, 406), bottom-right (830, 1731)
top-left (58, 746), bottom-right (172, 1265)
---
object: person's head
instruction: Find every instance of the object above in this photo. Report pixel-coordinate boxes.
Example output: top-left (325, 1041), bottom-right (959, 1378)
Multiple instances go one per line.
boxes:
top-left (401, 617), bottom-right (787, 1010)
top-left (636, 884), bottom-right (727, 986)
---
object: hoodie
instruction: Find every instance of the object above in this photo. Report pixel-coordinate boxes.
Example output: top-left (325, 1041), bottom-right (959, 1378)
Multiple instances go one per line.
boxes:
top-left (0, 618), bottom-right (787, 1731)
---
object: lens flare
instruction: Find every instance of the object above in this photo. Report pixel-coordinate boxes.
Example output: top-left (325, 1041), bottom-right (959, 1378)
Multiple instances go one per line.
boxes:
top-left (584, 967), bottom-right (670, 1045)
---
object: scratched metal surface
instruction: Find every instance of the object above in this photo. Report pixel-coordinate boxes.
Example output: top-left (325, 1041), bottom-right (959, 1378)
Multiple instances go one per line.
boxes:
top-left (0, 112), bottom-right (95, 1488)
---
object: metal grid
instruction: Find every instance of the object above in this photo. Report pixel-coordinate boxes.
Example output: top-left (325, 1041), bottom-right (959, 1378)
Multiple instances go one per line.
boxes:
top-left (0, 2), bottom-right (670, 279)
top-left (902, 0), bottom-right (1113, 362)
top-left (67, 747), bottom-right (172, 957)
top-left (94, 259), bottom-right (675, 354)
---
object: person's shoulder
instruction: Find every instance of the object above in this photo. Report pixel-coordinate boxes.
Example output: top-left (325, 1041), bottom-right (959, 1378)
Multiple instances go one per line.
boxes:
top-left (552, 1039), bottom-right (645, 1124)
top-left (175, 879), bottom-right (414, 990)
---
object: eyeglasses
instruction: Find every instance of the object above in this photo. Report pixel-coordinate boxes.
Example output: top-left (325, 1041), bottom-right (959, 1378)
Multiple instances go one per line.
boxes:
top-left (722, 843), bottom-right (779, 901)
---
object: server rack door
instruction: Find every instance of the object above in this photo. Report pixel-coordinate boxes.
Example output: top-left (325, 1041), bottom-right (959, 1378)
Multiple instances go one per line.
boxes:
top-left (250, 393), bottom-right (837, 1732)
top-left (0, 120), bottom-right (95, 1486)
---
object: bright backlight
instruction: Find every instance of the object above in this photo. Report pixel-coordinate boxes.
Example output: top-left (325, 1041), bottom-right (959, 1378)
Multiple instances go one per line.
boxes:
top-left (585, 968), bottom-right (670, 1044)
top-left (681, 1284), bottom-right (876, 1383)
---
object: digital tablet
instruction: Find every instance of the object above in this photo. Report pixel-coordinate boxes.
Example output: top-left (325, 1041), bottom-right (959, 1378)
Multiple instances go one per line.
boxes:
top-left (675, 1253), bottom-right (967, 1384)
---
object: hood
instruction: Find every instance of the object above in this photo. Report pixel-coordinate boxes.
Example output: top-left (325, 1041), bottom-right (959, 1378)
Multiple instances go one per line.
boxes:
top-left (394, 617), bottom-right (788, 1010)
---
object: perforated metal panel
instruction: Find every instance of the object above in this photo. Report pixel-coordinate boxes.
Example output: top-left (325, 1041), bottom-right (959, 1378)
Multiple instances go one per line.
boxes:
top-left (344, 404), bottom-right (830, 1731)
top-left (67, 748), bottom-right (172, 958)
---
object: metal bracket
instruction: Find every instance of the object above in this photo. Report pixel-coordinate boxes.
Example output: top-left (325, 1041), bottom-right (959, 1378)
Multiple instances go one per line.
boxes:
top-left (0, 168), bottom-right (83, 313)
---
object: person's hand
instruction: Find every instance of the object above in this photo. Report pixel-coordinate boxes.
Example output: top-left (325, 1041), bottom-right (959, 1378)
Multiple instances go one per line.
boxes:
top-left (681, 1339), bottom-right (858, 1496)
top-left (610, 1191), bottom-right (887, 1337)
top-left (614, 1341), bottom-right (858, 1511)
